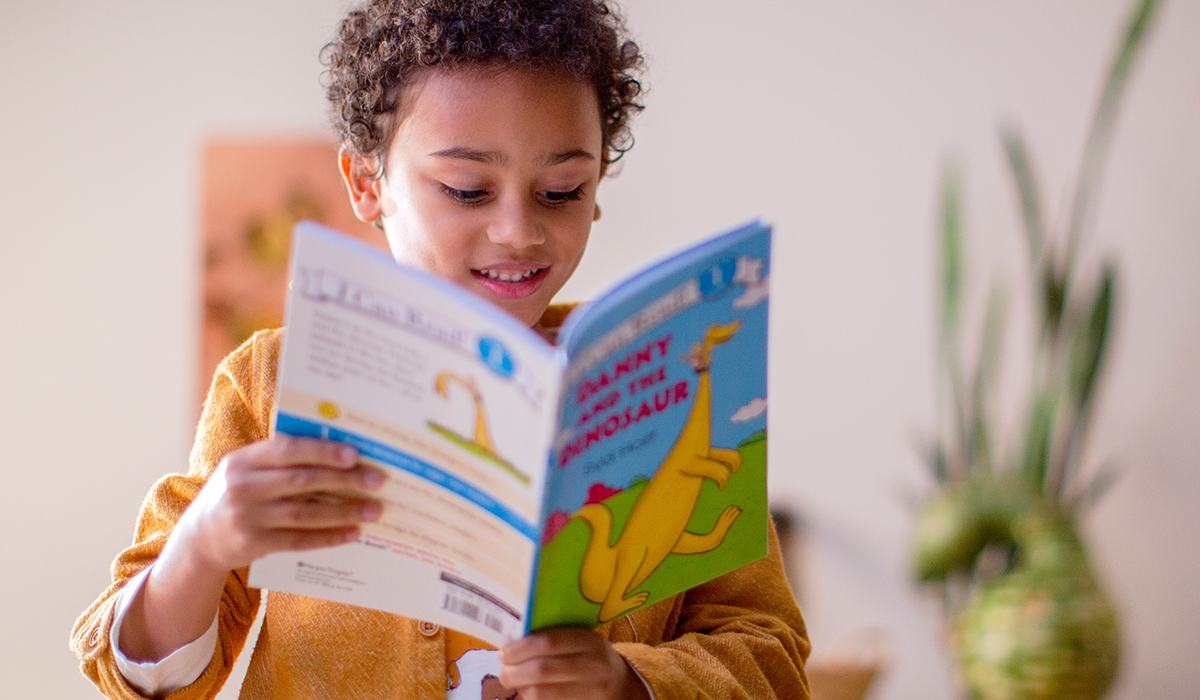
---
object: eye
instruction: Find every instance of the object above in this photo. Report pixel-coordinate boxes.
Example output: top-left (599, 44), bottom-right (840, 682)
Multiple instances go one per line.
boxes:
top-left (440, 184), bottom-right (490, 205)
top-left (539, 186), bottom-right (586, 206)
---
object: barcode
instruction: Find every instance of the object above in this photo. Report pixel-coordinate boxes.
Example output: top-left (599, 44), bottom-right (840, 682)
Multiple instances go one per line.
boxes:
top-left (442, 593), bottom-right (504, 633)
top-left (443, 592), bottom-right (481, 621)
top-left (438, 572), bottom-right (521, 640)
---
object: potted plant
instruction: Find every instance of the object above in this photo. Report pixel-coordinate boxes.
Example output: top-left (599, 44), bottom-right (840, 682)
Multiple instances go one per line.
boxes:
top-left (910, 1), bottom-right (1158, 698)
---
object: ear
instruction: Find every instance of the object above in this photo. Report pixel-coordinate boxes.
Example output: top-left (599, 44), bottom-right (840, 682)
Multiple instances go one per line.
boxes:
top-left (339, 149), bottom-right (385, 224)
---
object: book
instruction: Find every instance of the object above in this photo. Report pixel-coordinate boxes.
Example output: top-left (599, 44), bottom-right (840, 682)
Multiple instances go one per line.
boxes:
top-left (248, 219), bottom-right (772, 646)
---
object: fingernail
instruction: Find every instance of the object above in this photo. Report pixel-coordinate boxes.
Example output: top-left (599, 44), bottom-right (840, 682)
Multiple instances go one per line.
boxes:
top-left (362, 501), bottom-right (383, 521)
top-left (363, 469), bottom-right (385, 489)
top-left (339, 445), bottom-right (358, 464)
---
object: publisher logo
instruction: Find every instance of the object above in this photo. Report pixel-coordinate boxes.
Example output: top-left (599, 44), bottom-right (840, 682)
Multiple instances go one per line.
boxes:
top-left (698, 257), bottom-right (736, 298)
top-left (478, 336), bottom-right (516, 378)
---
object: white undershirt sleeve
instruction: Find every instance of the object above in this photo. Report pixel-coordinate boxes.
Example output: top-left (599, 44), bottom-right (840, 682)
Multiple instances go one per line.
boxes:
top-left (110, 566), bottom-right (219, 696)
top-left (111, 568), bottom-right (652, 699)
top-left (626, 661), bottom-right (657, 700)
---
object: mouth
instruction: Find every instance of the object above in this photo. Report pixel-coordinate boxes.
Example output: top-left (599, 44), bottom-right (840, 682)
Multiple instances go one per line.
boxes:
top-left (471, 266), bottom-right (548, 300)
top-left (475, 268), bottom-right (545, 283)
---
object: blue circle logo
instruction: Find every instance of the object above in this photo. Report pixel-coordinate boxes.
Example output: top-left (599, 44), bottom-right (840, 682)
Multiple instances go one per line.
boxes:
top-left (698, 257), bottom-right (737, 298)
top-left (478, 336), bottom-right (516, 378)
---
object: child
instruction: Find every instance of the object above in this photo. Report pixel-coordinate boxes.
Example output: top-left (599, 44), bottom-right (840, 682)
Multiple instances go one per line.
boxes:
top-left (72, 1), bottom-right (811, 698)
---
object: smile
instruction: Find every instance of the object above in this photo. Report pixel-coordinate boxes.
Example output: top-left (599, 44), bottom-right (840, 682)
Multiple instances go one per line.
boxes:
top-left (475, 268), bottom-right (545, 282)
top-left (471, 267), bottom-right (549, 301)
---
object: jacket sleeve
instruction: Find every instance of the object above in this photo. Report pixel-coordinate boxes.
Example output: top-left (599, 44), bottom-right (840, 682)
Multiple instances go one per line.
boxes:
top-left (70, 331), bottom-right (282, 700)
top-left (611, 520), bottom-right (812, 700)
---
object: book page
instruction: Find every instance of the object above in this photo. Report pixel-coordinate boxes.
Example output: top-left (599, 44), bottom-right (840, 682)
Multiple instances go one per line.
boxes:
top-left (249, 222), bottom-right (563, 645)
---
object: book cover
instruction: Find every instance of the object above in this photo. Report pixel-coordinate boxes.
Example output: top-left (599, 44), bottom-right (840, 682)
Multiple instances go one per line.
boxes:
top-left (531, 222), bottom-right (771, 629)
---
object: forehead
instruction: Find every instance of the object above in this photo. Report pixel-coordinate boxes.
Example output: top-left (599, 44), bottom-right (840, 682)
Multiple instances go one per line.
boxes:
top-left (390, 66), bottom-right (603, 157)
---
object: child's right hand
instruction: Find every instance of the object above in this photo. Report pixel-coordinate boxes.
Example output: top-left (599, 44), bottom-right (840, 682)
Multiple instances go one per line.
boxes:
top-left (177, 436), bottom-right (385, 574)
top-left (119, 436), bottom-right (384, 663)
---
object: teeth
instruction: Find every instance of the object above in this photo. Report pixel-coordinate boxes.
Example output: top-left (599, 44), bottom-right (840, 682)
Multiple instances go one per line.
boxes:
top-left (479, 268), bottom-right (542, 282)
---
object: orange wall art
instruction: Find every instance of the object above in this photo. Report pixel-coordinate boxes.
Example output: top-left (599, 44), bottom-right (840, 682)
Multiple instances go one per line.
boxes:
top-left (200, 138), bottom-right (388, 403)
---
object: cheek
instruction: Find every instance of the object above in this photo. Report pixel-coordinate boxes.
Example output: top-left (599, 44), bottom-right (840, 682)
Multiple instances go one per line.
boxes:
top-left (561, 214), bottom-right (593, 262)
top-left (566, 228), bottom-right (590, 266)
top-left (383, 192), bottom-right (468, 273)
top-left (383, 219), bottom-right (442, 274)
top-left (389, 236), bottom-right (454, 279)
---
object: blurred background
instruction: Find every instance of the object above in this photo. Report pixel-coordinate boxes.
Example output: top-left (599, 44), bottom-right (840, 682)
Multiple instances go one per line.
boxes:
top-left (1, 1), bottom-right (1197, 698)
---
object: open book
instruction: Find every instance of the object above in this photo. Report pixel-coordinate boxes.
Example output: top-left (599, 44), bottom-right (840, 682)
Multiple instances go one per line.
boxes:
top-left (248, 220), bottom-right (772, 645)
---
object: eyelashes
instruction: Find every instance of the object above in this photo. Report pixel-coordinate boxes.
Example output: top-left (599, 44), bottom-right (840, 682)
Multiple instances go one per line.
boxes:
top-left (439, 184), bottom-right (586, 207)
top-left (540, 186), bottom-right (585, 204)
top-left (440, 185), bottom-right (489, 205)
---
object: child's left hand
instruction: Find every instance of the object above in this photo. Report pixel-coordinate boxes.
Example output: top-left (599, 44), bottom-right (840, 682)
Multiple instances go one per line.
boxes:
top-left (499, 628), bottom-right (650, 700)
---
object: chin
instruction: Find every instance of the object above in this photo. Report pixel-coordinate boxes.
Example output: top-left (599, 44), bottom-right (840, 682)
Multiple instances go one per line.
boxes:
top-left (510, 305), bottom-right (546, 328)
top-left (493, 298), bottom-right (548, 328)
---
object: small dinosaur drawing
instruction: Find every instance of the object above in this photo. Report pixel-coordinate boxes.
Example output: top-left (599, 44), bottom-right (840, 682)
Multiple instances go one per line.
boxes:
top-left (434, 372), bottom-right (497, 454)
top-left (573, 320), bottom-right (745, 623)
top-left (428, 372), bottom-right (531, 484)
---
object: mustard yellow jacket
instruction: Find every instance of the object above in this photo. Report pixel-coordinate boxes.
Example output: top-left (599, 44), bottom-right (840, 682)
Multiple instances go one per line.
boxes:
top-left (72, 327), bottom-right (811, 700)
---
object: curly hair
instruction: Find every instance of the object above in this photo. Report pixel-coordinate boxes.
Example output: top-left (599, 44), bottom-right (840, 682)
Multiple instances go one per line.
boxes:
top-left (323, 0), bottom-right (645, 173)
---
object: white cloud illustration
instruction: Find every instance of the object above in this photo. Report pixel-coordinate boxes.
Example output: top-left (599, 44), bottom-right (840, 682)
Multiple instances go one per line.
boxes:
top-left (732, 274), bottom-right (769, 309)
top-left (730, 397), bottom-right (767, 423)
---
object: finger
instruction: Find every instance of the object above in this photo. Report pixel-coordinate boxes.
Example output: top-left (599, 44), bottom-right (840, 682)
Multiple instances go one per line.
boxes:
top-left (500, 628), bottom-right (599, 664)
top-left (261, 525), bottom-right (363, 553)
top-left (498, 678), bottom-right (601, 700)
top-left (259, 495), bottom-right (383, 530)
top-left (500, 652), bottom-right (602, 687)
top-left (230, 462), bottom-right (384, 501)
top-left (229, 436), bottom-right (359, 472)
top-left (497, 682), bottom-right (575, 700)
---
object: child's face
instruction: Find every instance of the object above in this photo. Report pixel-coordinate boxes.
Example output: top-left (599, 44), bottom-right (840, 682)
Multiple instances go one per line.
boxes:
top-left (344, 66), bottom-right (604, 327)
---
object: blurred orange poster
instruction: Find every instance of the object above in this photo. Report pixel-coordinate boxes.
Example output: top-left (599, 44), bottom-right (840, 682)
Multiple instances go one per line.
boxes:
top-left (200, 138), bottom-right (389, 403)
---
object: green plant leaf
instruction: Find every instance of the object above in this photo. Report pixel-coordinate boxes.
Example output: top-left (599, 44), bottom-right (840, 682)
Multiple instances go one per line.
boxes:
top-left (967, 415), bottom-right (991, 476)
top-left (911, 433), bottom-right (951, 485)
top-left (938, 161), bottom-right (971, 474)
top-left (968, 281), bottom-right (1008, 472)
top-left (1070, 263), bottom-right (1116, 412)
top-left (1069, 462), bottom-right (1121, 515)
top-left (940, 161), bottom-right (965, 344)
top-left (1064, 0), bottom-right (1159, 261)
top-left (930, 439), bottom-right (951, 485)
top-left (1040, 255), bottom-right (1067, 339)
top-left (1022, 390), bottom-right (1056, 486)
top-left (1000, 126), bottom-right (1046, 266)
top-left (1047, 264), bottom-right (1116, 499)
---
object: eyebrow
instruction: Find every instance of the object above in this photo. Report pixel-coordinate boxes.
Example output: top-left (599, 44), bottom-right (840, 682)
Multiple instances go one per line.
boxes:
top-left (428, 146), bottom-right (504, 164)
top-left (427, 147), bottom-right (596, 167)
top-left (543, 149), bottom-right (596, 166)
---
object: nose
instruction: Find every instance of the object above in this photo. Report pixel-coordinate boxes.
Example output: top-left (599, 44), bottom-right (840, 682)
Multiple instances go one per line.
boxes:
top-left (486, 197), bottom-right (545, 249)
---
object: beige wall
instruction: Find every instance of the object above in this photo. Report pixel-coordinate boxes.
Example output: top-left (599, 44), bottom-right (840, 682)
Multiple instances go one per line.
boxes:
top-left (1, 1), bottom-right (1196, 698)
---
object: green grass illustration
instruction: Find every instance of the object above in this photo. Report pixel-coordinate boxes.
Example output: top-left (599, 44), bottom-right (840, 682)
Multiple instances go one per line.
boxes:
top-left (427, 421), bottom-right (531, 486)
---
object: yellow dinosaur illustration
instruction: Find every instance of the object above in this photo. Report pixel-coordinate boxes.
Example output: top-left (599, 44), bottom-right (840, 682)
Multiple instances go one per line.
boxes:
top-left (434, 372), bottom-right (497, 453)
top-left (572, 320), bottom-right (745, 623)
top-left (429, 371), bottom-right (532, 485)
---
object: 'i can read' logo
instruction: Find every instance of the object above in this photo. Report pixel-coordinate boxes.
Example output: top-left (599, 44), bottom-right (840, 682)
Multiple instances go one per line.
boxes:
top-left (478, 336), bottom-right (515, 378)
top-left (699, 257), bottom-right (737, 298)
